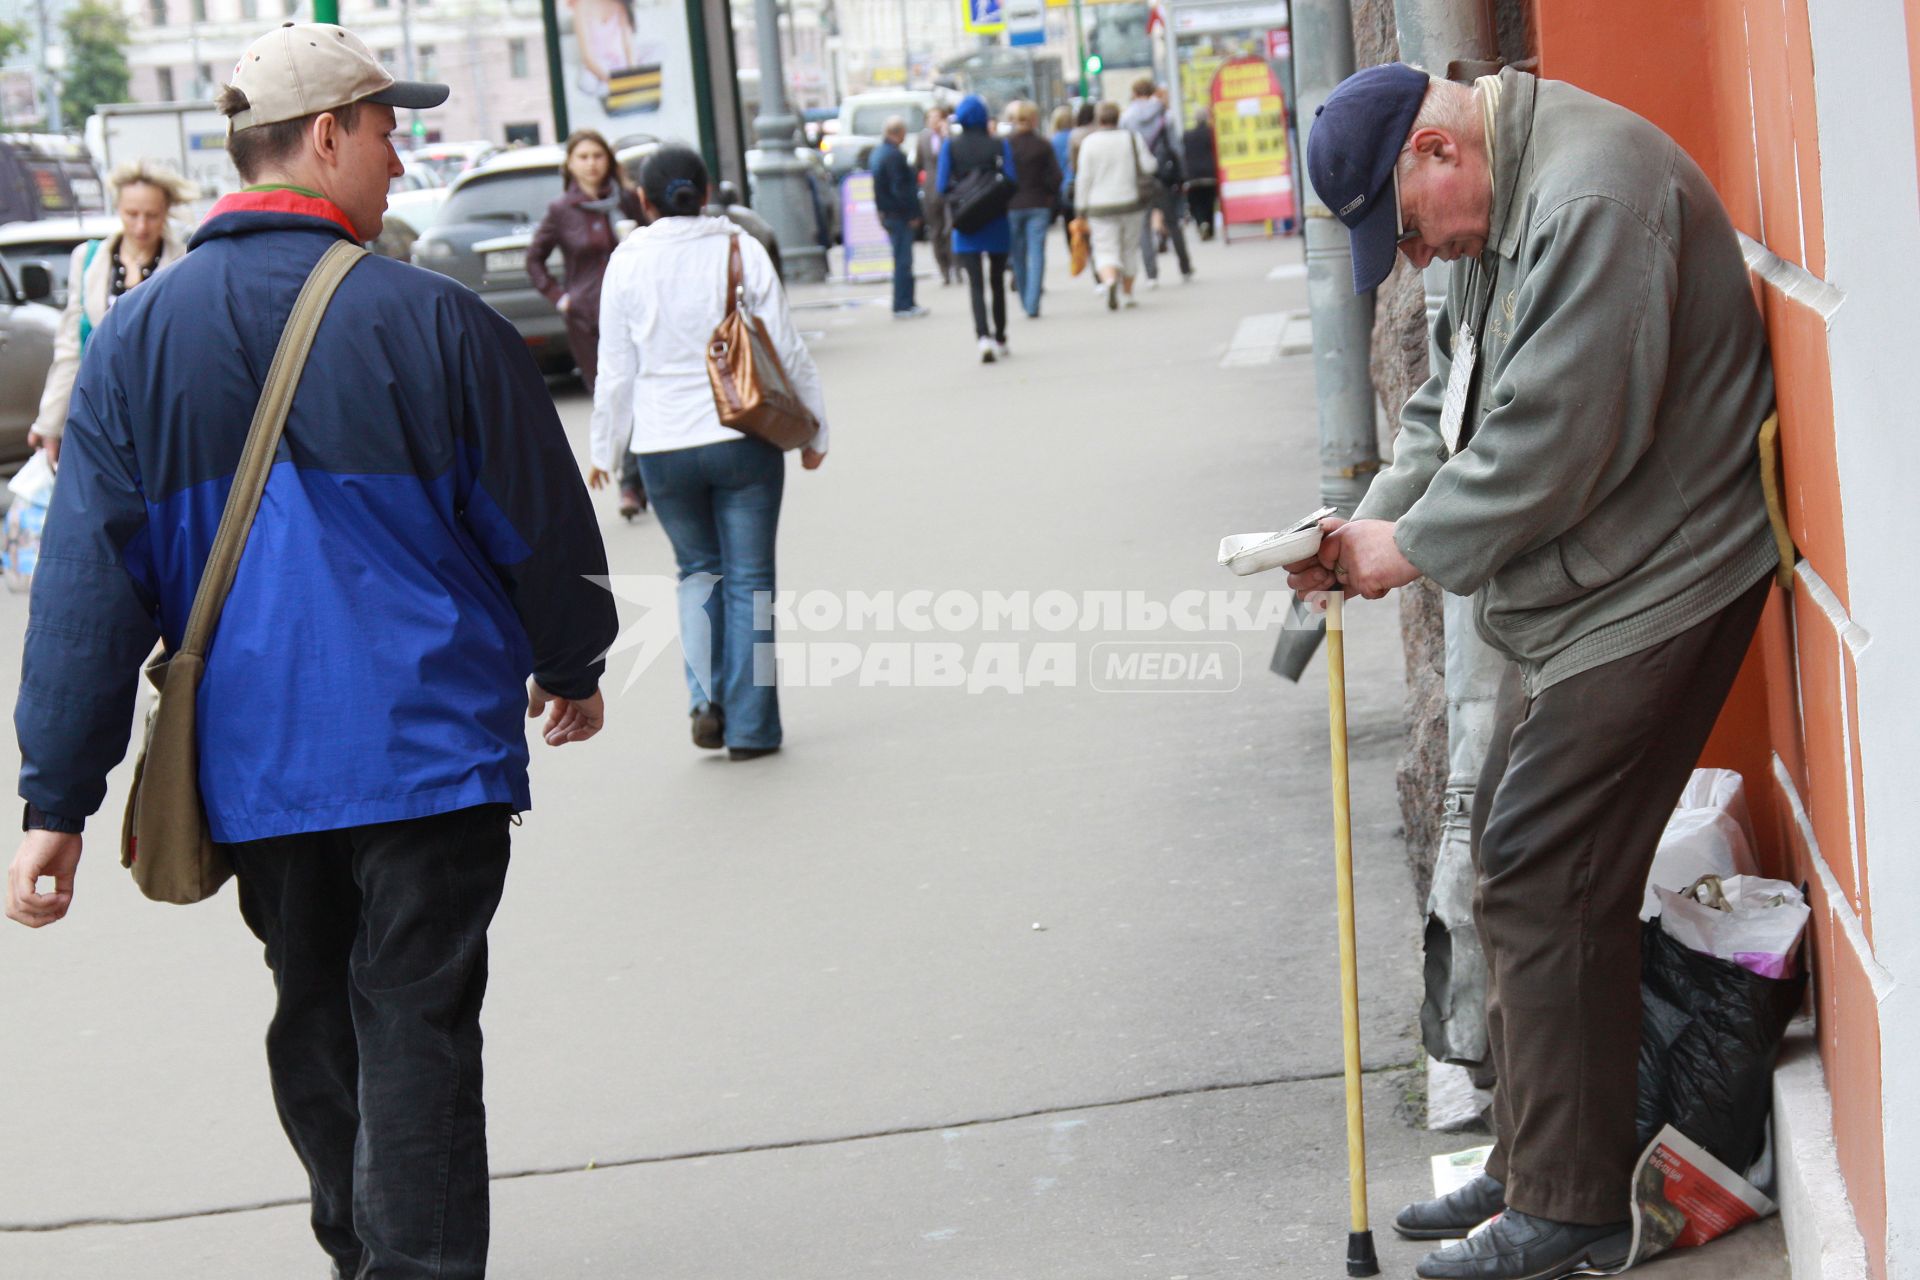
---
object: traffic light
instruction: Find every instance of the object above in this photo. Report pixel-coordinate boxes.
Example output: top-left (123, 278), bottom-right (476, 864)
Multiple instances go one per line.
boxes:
top-left (1085, 53), bottom-right (1103, 76)
top-left (411, 118), bottom-right (427, 141)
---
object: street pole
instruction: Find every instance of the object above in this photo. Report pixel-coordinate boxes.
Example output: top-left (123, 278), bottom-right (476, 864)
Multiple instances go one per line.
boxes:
top-left (898, 0), bottom-right (911, 84)
top-left (315, 0), bottom-right (339, 25)
top-left (746, 0), bottom-right (827, 280)
top-left (541, 0), bottom-right (570, 141)
top-left (1071, 0), bottom-right (1087, 97)
top-left (35, 0), bottom-right (60, 133)
top-left (1391, 0), bottom-right (1502, 1075)
top-left (1269, 0), bottom-right (1379, 682)
top-left (401, 0), bottom-right (421, 142)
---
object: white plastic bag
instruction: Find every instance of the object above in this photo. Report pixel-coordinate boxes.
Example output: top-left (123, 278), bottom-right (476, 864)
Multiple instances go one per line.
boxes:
top-left (1641, 769), bottom-right (1761, 920)
top-left (3, 449), bottom-right (55, 593)
top-left (1656, 875), bottom-right (1810, 980)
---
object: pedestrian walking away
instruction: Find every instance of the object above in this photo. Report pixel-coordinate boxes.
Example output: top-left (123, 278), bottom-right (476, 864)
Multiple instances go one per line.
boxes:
top-left (1121, 79), bottom-right (1193, 285)
top-left (1183, 107), bottom-right (1219, 240)
top-left (1050, 104), bottom-right (1077, 257)
top-left (1289, 62), bottom-right (1782, 1280)
top-left (31, 160), bottom-right (195, 467)
top-left (528, 129), bottom-right (649, 517)
top-left (6, 24), bottom-right (619, 1280)
top-left (916, 104), bottom-right (956, 286)
top-left (589, 145), bottom-right (831, 760)
top-left (937, 94), bottom-right (1016, 363)
top-left (871, 116), bottom-right (928, 319)
top-left (1074, 101), bottom-right (1155, 311)
top-left (1005, 101), bottom-right (1063, 319)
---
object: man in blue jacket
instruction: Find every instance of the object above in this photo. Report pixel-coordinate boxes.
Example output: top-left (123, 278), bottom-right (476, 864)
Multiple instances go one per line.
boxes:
top-left (871, 115), bottom-right (927, 319)
top-left (5, 24), bottom-right (619, 1278)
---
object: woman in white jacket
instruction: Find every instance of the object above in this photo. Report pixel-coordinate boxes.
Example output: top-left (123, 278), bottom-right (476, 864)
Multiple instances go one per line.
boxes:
top-left (589, 145), bottom-right (830, 760)
top-left (1072, 102), bottom-right (1156, 312)
top-left (31, 161), bottom-right (194, 463)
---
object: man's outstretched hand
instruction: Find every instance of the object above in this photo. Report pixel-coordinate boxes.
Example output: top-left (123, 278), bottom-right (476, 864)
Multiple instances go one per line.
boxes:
top-left (527, 683), bottom-right (606, 747)
top-left (7, 831), bottom-right (82, 928)
top-left (1284, 516), bottom-right (1420, 601)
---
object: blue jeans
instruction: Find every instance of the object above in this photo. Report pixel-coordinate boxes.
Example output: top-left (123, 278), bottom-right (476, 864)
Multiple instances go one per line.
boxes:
top-left (1006, 207), bottom-right (1050, 317)
top-left (884, 215), bottom-right (916, 313)
top-left (637, 437), bottom-right (785, 748)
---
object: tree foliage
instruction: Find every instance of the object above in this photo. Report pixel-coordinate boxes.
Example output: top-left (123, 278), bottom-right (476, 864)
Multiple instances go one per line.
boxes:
top-left (60, 0), bottom-right (130, 124)
top-left (0, 20), bottom-right (28, 65)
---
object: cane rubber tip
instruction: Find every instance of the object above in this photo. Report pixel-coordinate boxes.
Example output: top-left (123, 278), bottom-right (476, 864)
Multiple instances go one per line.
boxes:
top-left (1346, 1229), bottom-right (1379, 1277)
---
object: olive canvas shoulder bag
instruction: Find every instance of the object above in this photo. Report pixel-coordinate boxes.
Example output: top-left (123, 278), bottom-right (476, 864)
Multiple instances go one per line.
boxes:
top-left (119, 240), bottom-right (368, 904)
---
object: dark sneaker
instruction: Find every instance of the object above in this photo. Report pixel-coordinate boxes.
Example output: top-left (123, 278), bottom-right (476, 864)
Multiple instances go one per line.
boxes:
top-left (728, 746), bottom-right (781, 761)
top-left (691, 704), bottom-right (724, 750)
top-left (1395, 1173), bottom-right (1507, 1239)
top-left (619, 484), bottom-right (644, 520)
top-left (1415, 1210), bottom-right (1630, 1280)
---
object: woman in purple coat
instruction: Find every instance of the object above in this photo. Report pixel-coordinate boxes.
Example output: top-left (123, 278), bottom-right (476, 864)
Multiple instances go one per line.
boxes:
top-left (528, 129), bottom-right (648, 515)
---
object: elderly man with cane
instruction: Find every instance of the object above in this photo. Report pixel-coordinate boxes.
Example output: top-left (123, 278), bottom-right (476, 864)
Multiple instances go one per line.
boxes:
top-left (1288, 63), bottom-right (1781, 1280)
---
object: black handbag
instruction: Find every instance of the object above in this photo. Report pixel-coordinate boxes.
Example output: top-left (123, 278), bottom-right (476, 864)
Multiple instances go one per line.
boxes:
top-left (948, 141), bottom-right (1017, 234)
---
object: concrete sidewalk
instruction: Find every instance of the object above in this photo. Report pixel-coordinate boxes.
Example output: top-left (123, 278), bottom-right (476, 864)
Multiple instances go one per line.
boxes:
top-left (0, 230), bottom-right (1786, 1277)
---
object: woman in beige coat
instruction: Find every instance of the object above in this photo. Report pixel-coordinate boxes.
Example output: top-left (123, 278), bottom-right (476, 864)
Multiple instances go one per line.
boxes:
top-left (30, 161), bottom-right (195, 463)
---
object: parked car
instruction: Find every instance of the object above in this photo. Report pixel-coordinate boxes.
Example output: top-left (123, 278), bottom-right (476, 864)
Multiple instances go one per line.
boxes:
top-left (824, 90), bottom-right (944, 179)
top-left (386, 159), bottom-right (449, 239)
top-left (405, 140), bottom-right (505, 186)
top-left (0, 257), bottom-right (58, 470)
top-left (409, 145), bottom-right (579, 373)
top-left (0, 133), bottom-right (107, 226)
top-left (0, 215), bottom-right (120, 310)
top-left (413, 142), bottom-right (808, 378)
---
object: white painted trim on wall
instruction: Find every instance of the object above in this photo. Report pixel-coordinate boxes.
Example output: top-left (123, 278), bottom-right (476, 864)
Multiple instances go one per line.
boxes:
top-left (1740, 232), bottom-right (1845, 320)
top-left (1771, 754), bottom-right (1891, 1003)
top-left (1793, 562), bottom-right (1871, 903)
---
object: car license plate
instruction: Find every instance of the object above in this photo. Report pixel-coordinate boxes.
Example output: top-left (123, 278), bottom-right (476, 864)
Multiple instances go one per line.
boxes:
top-left (485, 250), bottom-right (523, 274)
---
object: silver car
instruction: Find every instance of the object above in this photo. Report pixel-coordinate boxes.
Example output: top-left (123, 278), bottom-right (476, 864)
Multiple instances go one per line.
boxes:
top-left (0, 258), bottom-right (58, 468)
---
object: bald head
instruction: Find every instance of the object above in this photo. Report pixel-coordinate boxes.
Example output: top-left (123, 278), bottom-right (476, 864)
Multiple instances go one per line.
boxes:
top-left (884, 116), bottom-right (908, 142)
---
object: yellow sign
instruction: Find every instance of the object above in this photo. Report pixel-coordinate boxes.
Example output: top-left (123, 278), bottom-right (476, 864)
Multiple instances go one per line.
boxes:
top-left (870, 65), bottom-right (908, 85)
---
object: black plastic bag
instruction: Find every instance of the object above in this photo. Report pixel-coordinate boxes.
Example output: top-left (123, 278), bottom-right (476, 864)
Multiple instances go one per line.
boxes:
top-left (1635, 921), bottom-right (1807, 1174)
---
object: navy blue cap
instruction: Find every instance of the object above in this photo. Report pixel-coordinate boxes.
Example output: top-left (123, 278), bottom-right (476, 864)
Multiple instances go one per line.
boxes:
top-left (1306, 62), bottom-right (1430, 294)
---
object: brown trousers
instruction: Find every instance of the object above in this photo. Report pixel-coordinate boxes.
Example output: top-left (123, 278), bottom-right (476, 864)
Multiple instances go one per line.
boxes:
top-left (1469, 573), bottom-right (1770, 1224)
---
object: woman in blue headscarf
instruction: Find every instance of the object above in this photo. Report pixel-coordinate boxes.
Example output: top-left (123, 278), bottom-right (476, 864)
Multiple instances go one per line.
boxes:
top-left (936, 93), bottom-right (1017, 363)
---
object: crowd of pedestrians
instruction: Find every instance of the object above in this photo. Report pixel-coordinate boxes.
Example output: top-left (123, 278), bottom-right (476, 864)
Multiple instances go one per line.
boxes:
top-left (876, 78), bottom-right (1211, 359)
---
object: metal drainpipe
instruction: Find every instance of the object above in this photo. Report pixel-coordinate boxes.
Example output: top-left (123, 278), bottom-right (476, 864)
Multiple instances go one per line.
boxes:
top-left (1268, 0), bottom-right (1379, 684)
top-left (1391, 0), bottom-right (1500, 1072)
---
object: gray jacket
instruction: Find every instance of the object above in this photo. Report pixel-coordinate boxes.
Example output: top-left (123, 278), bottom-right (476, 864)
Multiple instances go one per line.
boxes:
top-left (1355, 69), bottom-right (1777, 694)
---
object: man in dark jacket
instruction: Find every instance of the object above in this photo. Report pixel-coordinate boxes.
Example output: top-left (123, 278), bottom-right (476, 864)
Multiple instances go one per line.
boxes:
top-left (1183, 107), bottom-right (1219, 239)
top-left (6, 24), bottom-right (619, 1279)
top-left (872, 116), bottom-right (926, 318)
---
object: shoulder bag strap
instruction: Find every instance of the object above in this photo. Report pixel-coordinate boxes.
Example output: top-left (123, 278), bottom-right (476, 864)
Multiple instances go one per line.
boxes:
top-left (178, 240), bottom-right (367, 658)
top-left (724, 234), bottom-right (744, 318)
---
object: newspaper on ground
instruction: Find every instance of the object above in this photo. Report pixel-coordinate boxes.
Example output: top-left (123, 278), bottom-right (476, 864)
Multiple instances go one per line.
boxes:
top-left (1429, 1127), bottom-right (1771, 1273)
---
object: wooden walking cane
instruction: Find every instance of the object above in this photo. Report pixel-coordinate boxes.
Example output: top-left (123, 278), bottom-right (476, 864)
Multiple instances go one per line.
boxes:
top-left (1325, 591), bottom-right (1379, 1277)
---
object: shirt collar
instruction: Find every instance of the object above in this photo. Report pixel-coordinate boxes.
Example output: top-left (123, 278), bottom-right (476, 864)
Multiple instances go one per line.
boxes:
top-left (198, 188), bottom-right (361, 242)
top-left (1481, 66), bottom-right (1536, 260)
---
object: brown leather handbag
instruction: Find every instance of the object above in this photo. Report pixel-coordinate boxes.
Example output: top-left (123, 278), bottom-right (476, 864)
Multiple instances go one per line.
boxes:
top-left (705, 235), bottom-right (818, 451)
top-left (120, 241), bottom-right (367, 904)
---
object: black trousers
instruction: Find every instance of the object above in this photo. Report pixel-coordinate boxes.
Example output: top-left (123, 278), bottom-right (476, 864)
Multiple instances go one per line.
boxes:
top-left (228, 804), bottom-right (513, 1279)
top-left (1186, 181), bottom-right (1217, 235)
top-left (956, 250), bottom-right (1008, 342)
top-left (1470, 574), bottom-right (1769, 1224)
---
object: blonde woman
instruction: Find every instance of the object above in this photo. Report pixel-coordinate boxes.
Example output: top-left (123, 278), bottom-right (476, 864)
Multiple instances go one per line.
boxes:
top-left (31, 161), bottom-right (195, 463)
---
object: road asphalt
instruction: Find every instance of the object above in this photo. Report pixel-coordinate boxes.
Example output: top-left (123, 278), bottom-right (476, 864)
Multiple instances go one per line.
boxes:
top-left (0, 227), bottom-right (1785, 1278)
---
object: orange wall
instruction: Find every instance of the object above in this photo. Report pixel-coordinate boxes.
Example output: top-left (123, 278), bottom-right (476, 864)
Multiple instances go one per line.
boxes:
top-left (1532, 0), bottom-right (1883, 1272)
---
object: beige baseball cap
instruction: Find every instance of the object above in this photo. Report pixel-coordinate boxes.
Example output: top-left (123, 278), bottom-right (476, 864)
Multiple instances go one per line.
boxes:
top-left (227, 22), bottom-right (448, 132)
